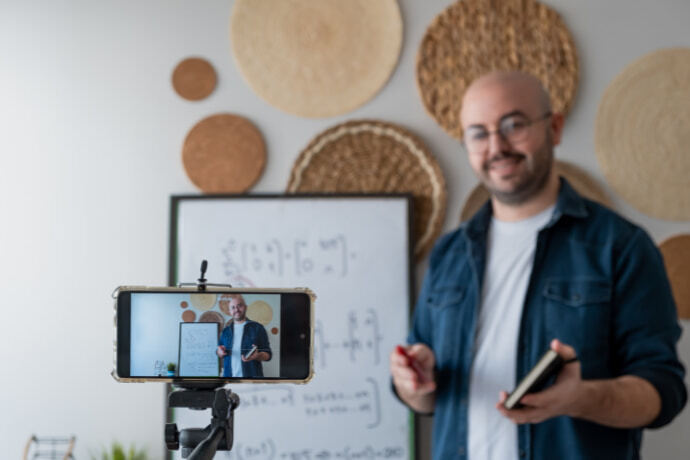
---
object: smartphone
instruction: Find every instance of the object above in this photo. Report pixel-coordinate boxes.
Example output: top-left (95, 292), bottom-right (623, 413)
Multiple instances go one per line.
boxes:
top-left (112, 286), bottom-right (314, 383)
top-left (503, 349), bottom-right (564, 410)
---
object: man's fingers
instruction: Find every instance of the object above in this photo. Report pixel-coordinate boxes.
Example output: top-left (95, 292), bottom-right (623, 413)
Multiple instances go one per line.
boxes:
top-left (551, 339), bottom-right (577, 361)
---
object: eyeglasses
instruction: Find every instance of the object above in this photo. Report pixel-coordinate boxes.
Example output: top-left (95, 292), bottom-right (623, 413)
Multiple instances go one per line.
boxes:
top-left (463, 112), bottom-right (552, 154)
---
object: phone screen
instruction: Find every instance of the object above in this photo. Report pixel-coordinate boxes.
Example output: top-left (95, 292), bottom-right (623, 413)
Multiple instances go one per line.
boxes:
top-left (115, 289), bottom-right (312, 382)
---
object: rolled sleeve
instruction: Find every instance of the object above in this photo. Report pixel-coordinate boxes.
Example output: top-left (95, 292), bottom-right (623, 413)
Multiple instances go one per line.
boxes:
top-left (612, 228), bottom-right (687, 428)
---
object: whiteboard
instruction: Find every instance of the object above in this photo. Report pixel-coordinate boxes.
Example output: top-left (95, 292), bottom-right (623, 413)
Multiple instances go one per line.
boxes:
top-left (170, 195), bottom-right (413, 459)
top-left (178, 322), bottom-right (219, 377)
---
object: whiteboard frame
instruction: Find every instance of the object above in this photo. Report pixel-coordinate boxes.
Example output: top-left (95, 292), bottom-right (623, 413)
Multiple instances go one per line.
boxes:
top-left (168, 193), bottom-right (418, 459)
top-left (177, 321), bottom-right (220, 377)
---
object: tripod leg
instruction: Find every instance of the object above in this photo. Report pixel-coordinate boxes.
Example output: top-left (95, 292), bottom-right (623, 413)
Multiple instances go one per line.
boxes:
top-left (187, 426), bottom-right (224, 460)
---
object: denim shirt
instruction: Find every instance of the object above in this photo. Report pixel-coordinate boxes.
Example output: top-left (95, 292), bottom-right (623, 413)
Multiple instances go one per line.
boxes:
top-left (408, 179), bottom-right (686, 460)
top-left (219, 320), bottom-right (272, 378)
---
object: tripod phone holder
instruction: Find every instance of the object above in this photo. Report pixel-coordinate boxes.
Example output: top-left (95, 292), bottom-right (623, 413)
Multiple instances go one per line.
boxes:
top-left (165, 260), bottom-right (239, 459)
top-left (165, 384), bottom-right (239, 459)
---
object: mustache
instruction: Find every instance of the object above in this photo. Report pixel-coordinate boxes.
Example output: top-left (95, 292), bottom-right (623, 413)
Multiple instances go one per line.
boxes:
top-left (483, 151), bottom-right (525, 169)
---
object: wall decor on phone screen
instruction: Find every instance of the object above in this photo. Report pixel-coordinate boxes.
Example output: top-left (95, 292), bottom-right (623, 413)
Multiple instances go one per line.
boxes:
top-left (230, 0), bottom-right (403, 117)
top-left (417, 0), bottom-right (579, 140)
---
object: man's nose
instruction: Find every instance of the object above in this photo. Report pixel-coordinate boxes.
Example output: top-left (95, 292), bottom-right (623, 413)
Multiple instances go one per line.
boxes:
top-left (487, 130), bottom-right (509, 156)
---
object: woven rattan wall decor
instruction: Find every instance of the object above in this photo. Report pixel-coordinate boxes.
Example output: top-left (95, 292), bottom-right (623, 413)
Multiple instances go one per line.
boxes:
top-left (287, 120), bottom-right (447, 260)
top-left (230, 0), bottom-right (403, 118)
top-left (659, 234), bottom-right (690, 319)
top-left (595, 48), bottom-right (690, 221)
top-left (182, 114), bottom-right (266, 193)
top-left (172, 57), bottom-right (217, 101)
top-left (417, 0), bottom-right (579, 140)
top-left (459, 160), bottom-right (611, 221)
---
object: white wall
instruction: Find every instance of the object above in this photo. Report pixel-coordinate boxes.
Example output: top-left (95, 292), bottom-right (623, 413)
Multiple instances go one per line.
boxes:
top-left (0, 0), bottom-right (687, 458)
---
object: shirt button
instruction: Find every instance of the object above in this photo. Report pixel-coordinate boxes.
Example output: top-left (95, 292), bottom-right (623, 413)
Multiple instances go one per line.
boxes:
top-left (519, 449), bottom-right (526, 458)
top-left (458, 447), bottom-right (465, 456)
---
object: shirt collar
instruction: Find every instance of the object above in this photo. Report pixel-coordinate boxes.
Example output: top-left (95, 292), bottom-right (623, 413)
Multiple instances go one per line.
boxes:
top-left (464, 177), bottom-right (589, 239)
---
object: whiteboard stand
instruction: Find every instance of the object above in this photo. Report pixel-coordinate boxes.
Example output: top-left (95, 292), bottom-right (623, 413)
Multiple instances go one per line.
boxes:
top-left (165, 260), bottom-right (240, 459)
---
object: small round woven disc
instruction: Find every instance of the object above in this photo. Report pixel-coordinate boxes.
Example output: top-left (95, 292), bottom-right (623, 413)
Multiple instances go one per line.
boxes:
top-left (182, 114), bottom-right (266, 193)
top-left (595, 48), bottom-right (690, 221)
top-left (230, 0), bottom-right (402, 117)
top-left (182, 310), bottom-right (196, 322)
top-left (172, 57), bottom-right (217, 101)
top-left (287, 120), bottom-right (447, 260)
top-left (659, 234), bottom-right (690, 319)
top-left (460, 160), bottom-right (610, 221)
top-left (417, 0), bottom-right (579, 140)
top-left (247, 300), bottom-right (273, 325)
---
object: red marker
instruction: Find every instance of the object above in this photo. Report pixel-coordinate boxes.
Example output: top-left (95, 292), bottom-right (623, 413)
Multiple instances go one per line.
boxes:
top-left (396, 345), bottom-right (428, 383)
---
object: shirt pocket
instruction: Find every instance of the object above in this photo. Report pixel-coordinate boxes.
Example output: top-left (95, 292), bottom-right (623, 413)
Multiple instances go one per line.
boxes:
top-left (426, 285), bottom-right (467, 365)
top-left (543, 278), bottom-right (612, 376)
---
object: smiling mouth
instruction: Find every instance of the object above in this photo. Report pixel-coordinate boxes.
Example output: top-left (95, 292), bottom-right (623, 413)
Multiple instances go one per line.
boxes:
top-left (486, 154), bottom-right (524, 175)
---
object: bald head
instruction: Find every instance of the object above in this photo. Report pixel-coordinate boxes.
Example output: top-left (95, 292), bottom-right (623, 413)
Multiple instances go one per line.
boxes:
top-left (461, 71), bottom-right (552, 127)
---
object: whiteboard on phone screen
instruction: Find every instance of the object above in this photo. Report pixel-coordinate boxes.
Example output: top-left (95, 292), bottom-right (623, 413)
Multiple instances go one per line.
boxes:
top-left (170, 195), bottom-right (414, 459)
top-left (178, 322), bottom-right (219, 377)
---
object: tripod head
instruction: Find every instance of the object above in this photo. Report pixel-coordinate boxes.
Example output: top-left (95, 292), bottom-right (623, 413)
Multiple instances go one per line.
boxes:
top-left (165, 384), bottom-right (240, 459)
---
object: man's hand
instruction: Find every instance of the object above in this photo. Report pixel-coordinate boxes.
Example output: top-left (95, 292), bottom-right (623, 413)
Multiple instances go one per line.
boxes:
top-left (497, 339), bottom-right (582, 424)
top-left (216, 345), bottom-right (227, 358)
top-left (390, 343), bottom-right (436, 413)
top-left (241, 344), bottom-right (268, 362)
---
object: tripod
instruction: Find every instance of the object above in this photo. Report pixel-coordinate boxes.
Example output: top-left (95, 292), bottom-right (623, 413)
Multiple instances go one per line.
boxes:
top-left (165, 385), bottom-right (240, 459)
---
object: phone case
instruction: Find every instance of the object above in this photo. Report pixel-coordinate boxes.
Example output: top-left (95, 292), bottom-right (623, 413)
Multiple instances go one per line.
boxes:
top-left (503, 349), bottom-right (564, 410)
top-left (111, 285), bottom-right (316, 385)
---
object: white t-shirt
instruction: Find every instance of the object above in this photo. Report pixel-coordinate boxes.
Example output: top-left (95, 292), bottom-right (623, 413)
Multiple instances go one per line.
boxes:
top-left (468, 205), bottom-right (554, 460)
top-left (230, 321), bottom-right (247, 378)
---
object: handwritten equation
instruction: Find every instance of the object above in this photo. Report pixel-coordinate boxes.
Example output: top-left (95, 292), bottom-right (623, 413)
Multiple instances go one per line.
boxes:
top-left (234, 378), bottom-right (381, 429)
top-left (314, 309), bottom-right (384, 369)
top-left (221, 235), bottom-right (356, 281)
top-left (229, 438), bottom-right (405, 460)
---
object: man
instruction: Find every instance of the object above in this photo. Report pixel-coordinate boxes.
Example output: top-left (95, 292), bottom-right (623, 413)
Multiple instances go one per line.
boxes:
top-left (390, 71), bottom-right (686, 459)
top-left (217, 294), bottom-right (272, 378)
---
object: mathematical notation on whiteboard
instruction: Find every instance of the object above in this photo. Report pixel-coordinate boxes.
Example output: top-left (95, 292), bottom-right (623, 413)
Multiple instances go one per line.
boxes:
top-left (221, 235), bottom-right (356, 280)
top-left (236, 377), bottom-right (382, 429)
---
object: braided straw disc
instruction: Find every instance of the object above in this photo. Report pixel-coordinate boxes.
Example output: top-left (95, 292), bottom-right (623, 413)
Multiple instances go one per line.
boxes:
top-left (230, 0), bottom-right (402, 118)
top-left (595, 48), bottom-right (690, 221)
top-left (460, 160), bottom-right (611, 221)
top-left (172, 57), bottom-right (217, 101)
top-left (287, 120), bottom-right (447, 260)
top-left (659, 234), bottom-right (690, 319)
top-left (417, 0), bottom-right (579, 140)
top-left (182, 114), bottom-right (266, 193)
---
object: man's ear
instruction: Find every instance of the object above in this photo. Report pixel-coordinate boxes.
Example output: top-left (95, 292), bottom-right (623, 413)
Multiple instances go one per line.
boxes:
top-left (550, 112), bottom-right (565, 146)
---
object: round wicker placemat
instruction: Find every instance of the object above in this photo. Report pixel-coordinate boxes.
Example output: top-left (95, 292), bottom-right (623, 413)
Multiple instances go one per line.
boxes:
top-left (248, 300), bottom-right (273, 325)
top-left (182, 114), bottom-right (266, 193)
top-left (595, 48), bottom-right (690, 221)
top-left (189, 293), bottom-right (217, 311)
top-left (287, 120), bottom-right (447, 260)
top-left (460, 160), bottom-right (610, 221)
top-left (172, 57), bottom-right (217, 101)
top-left (230, 0), bottom-right (402, 118)
top-left (659, 234), bottom-right (690, 319)
top-left (417, 0), bottom-right (579, 140)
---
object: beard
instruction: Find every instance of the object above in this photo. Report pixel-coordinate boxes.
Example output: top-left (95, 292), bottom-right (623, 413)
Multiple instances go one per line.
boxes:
top-left (479, 133), bottom-right (554, 205)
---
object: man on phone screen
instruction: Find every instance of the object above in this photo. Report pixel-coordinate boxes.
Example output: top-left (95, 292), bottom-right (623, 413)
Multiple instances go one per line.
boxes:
top-left (217, 294), bottom-right (272, 378)
top-left (390, 71), bottom-right (686, 459)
